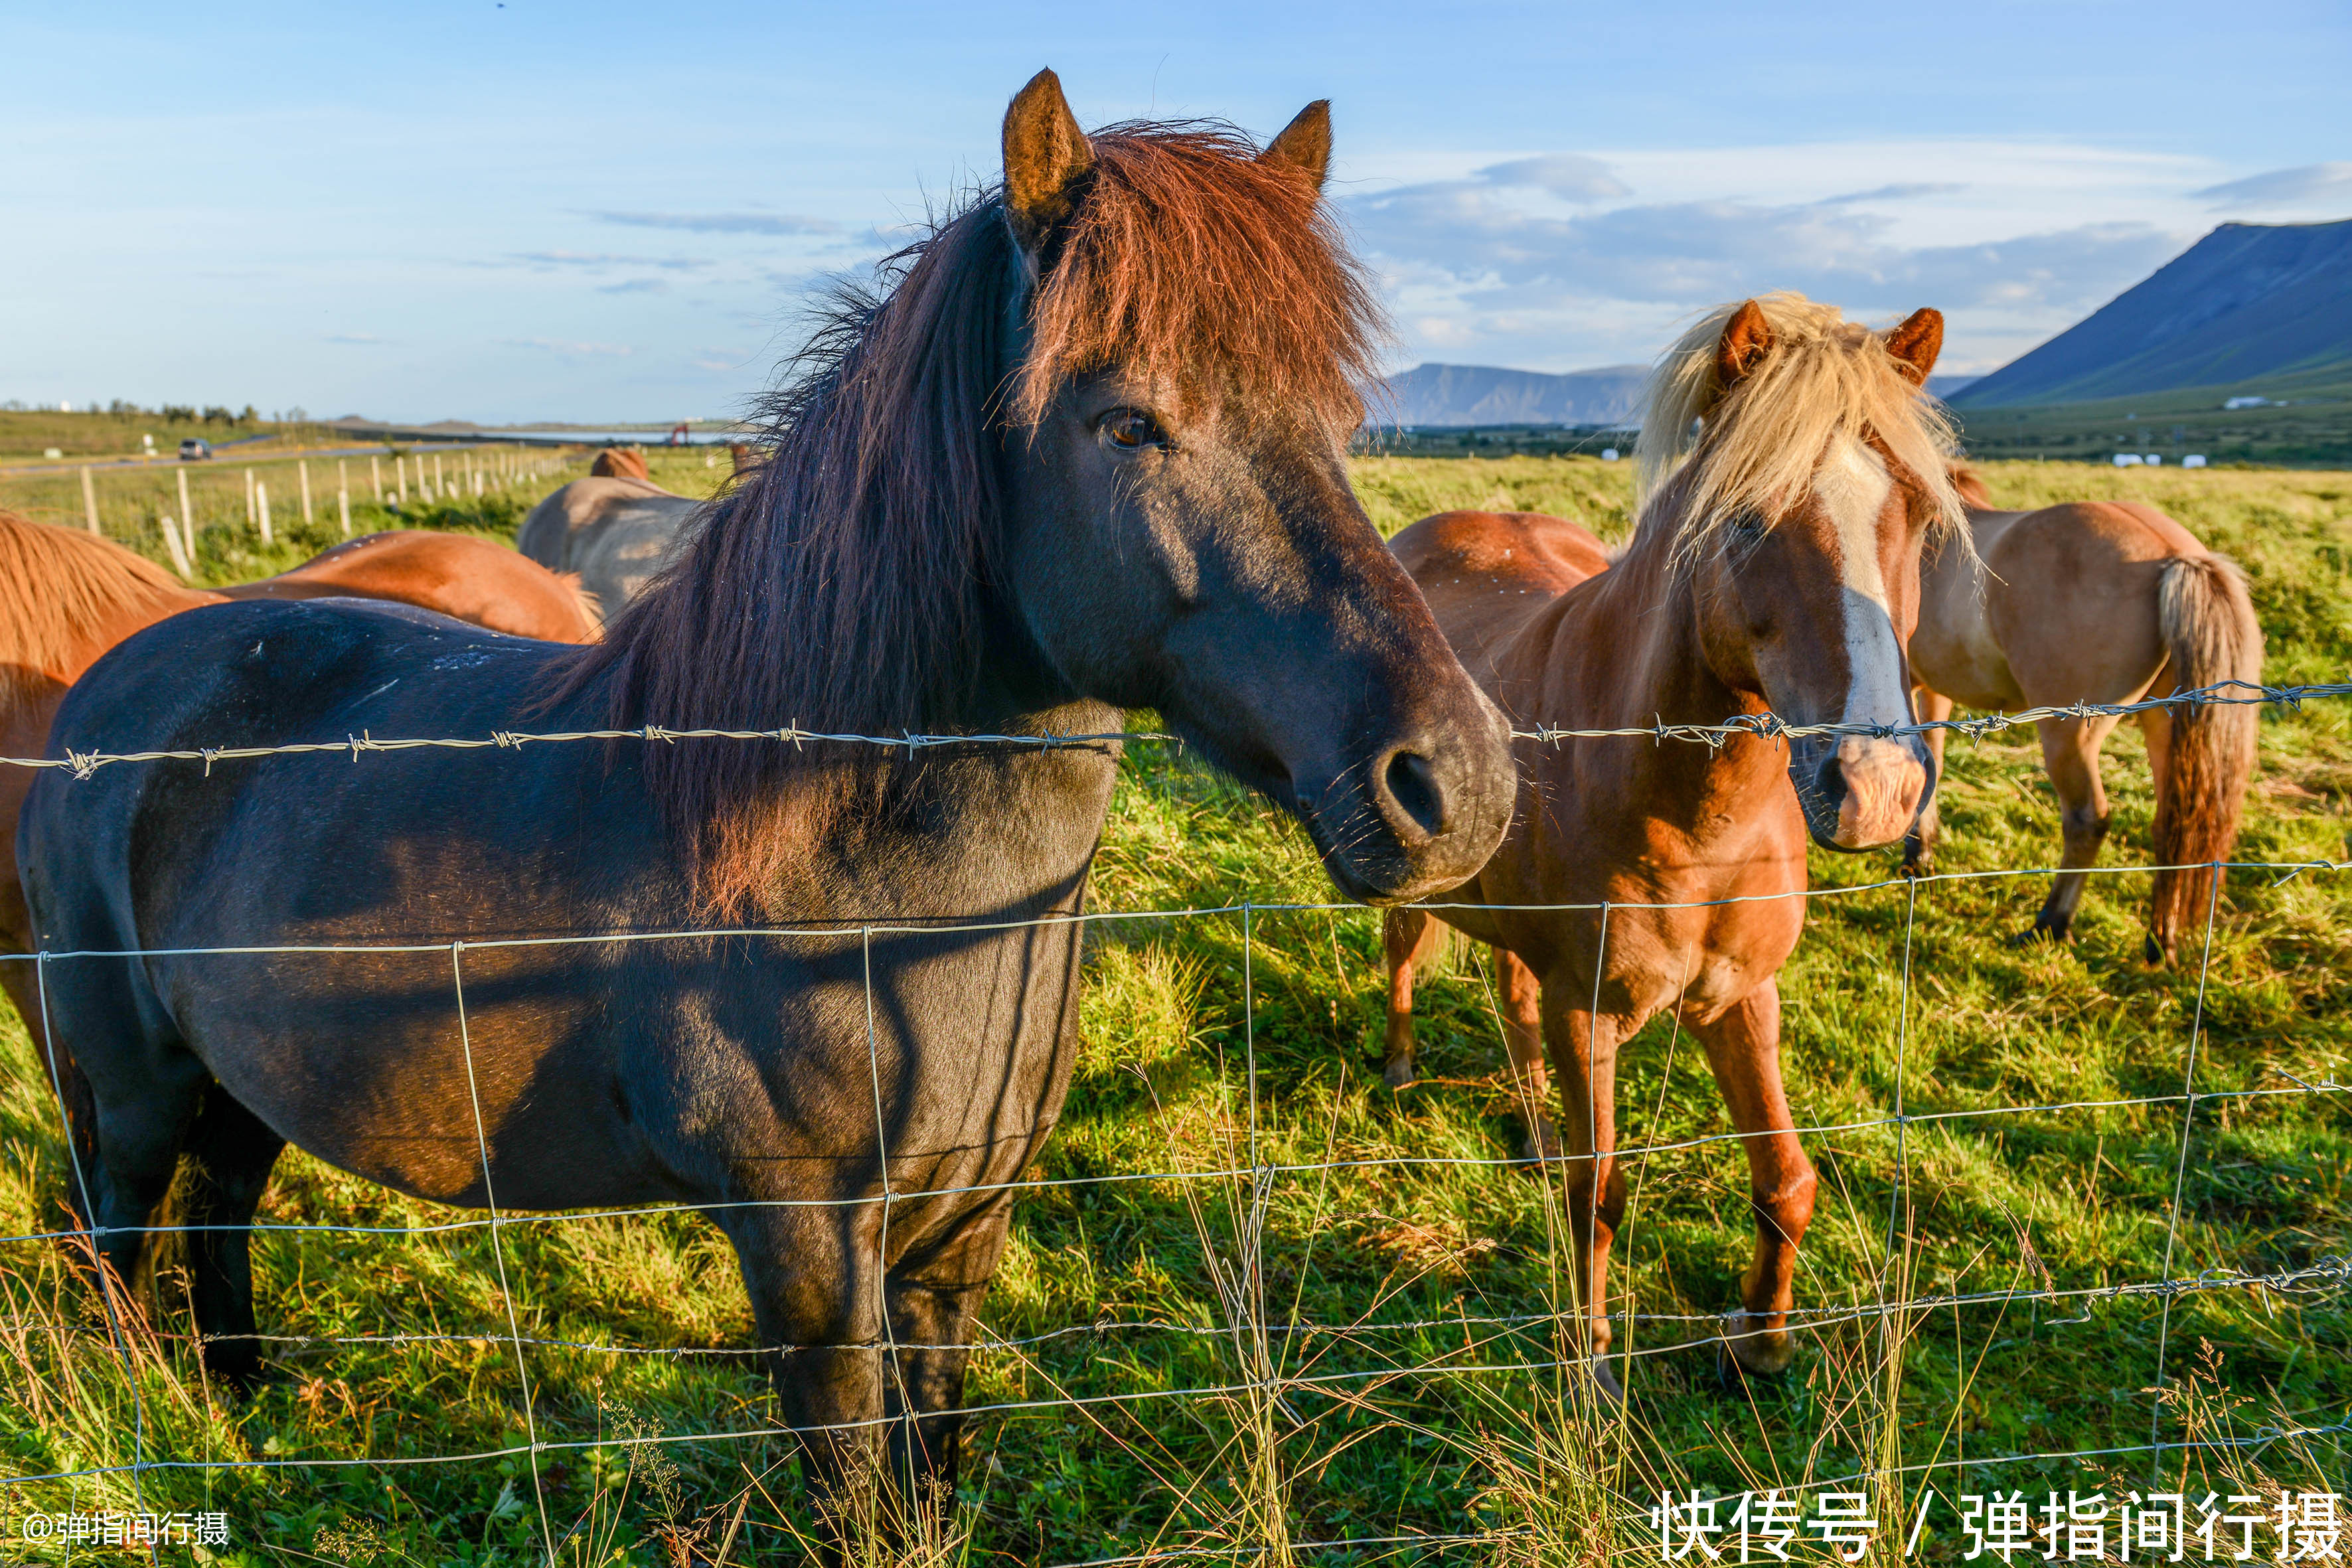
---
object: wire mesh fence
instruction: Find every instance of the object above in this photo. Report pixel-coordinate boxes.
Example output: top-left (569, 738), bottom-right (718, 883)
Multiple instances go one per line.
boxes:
top-left (1, 693), bottom-right (2347, 1563)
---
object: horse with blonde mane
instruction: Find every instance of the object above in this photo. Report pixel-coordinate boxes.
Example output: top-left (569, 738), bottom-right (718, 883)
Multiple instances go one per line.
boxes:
top-left (0, 513), bottom-right (600, 1047)
top-left (1381, 293), bottom-right (1958, 1394)
top-left (1903, 467), bottom-right (2263, 963)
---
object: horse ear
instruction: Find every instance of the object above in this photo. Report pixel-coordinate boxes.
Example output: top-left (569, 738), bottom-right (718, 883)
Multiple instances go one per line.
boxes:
top-left (1715, 299), bottom-right (1774, 391)
top-left (1883, 307), bottom-right (1944, 386)
top-left (1002, 68), bottom-right (1094, 254)
top-left (1259, 100), bottom-right (1332, 191)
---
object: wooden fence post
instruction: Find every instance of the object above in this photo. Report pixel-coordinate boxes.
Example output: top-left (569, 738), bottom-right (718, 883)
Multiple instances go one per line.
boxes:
top-left (339, 489), bottom-right (353, 538)
top-left (177, 466), bottom-right (195, 538)
top-left (160, 514), bottom-right (193, 578)
top-left (371, 454), bottom-right (383, 502)
top-left (244, 468), bottom-right (256, 526)
top-left (81, 467), bottom-right (100, 534)
top-left (257, 481), bottom-right (273, 544)
top-left (394, 456), bottom-right (406, 506)
top-left (300, 460), bottom-right (315, 525)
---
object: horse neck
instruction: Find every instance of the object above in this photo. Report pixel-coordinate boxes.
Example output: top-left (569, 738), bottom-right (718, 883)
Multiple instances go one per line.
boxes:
top-left (1559, 524), bottom-right (1790, 809)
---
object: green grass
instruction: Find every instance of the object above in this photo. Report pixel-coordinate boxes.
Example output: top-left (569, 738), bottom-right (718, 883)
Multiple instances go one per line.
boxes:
top-left (0, 458), bottom-right (2346, 1564)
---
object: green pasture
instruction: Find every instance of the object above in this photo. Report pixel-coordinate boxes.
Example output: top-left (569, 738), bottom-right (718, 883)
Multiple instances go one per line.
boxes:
top-left (0, 458), bottom-right (2346, 1564)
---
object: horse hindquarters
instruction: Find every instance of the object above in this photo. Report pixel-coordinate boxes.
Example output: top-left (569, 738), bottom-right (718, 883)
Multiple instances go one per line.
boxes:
top-left (2145, 556), bottom-right (2262, 963)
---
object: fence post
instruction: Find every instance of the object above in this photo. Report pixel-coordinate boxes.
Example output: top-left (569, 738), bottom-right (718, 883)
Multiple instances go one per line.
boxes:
top-left (339, 457), bottom-right (350, 501)
top-left (177, 465), bottom-right (195, 538)
top-left (394, 456), bottom-right (406, 506)
top-left (300, 460), bottom-right (315, 526)
top-left (434, 453), bottom-right (445, 495)
top-left (371, 454), bottom-right (383, 502)
top-left (160, 514), bottom-right (193, 578)
top-left (257, 481), bottom-right (273, 544)
top-left (339, 489), bottom-right (353, 538)
top-left (80, 466), bottom-right (100, 534)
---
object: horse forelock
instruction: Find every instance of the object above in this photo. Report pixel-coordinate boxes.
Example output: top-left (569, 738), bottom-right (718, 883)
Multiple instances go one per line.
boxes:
top-left (544, 118), bottom-right (1385, 912)
top-left (1632, 292), bottom-right (1966, 569)
top-left (0, 509), bottom-right (189, 704)
top-left (1014, 122), bottom-right (1385, 430)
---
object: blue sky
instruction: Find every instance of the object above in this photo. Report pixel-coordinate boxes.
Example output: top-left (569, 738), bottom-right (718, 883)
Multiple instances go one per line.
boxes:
top-left (7, 1), bottom-right (2347, 423)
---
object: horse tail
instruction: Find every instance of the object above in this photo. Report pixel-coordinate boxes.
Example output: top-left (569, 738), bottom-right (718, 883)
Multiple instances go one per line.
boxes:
top-left (2148, 552), bottom-right (2263, 961)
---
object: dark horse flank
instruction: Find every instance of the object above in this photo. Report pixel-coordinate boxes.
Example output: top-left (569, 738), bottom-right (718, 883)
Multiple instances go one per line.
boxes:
top-left (19, 72), bottom-right (1514, 1543)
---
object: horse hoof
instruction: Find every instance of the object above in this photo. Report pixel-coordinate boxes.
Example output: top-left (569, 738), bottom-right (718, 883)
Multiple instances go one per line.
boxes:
top-left (2015, 919), bottom-right (2070, 948)
top-left (1716, 1313), bottom-right (1797, 1383)
top-left (1898, 856), bottom-right (1928, 880)
top-left (1381, 1057), bottom-right (1415, 1090)
top-left (2142, 934), bottom-right (2170, 968)
top-left (1520, 1120), bottom-right (1563, 1167)
top-left (1581, 1355), bottom-right (1626, 1407)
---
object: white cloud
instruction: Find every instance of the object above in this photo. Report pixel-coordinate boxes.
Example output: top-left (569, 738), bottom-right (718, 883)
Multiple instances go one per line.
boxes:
top-left (2192, 163), bottom-right (2352, 211)
top-left (595, 278), bottom-right (668, 295)
top-left (587, 210), bottom-right (838, 236)
top-left (1336, 139), bottom-right (2221, 374)
top-left (510, 250), bottom-right (713, 270)
top-left (507, 337), bottom-right (634, 358)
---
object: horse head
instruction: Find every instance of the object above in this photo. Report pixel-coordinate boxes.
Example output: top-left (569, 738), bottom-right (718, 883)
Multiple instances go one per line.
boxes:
top-left (1643, 293), bottom-right (1963, 852)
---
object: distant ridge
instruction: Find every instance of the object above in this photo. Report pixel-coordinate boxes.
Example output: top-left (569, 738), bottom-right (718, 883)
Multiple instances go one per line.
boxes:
top-left (1953, 218), bottom-right (2352, 409)
top-left (1373, 362), bottom-right (1646, 428)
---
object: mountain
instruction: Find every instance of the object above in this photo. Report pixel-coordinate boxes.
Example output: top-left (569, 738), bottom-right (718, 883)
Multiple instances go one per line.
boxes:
top-left (1373, 362), bottom-right (1646, 427)
top-left (1952, 218), bottom-right (2352, 409)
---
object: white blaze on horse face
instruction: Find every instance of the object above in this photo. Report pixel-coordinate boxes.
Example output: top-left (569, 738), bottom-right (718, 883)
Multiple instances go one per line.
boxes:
top-left (1813, 435), bottom-right (1927, 846)
top-left (1814, 437), bottom-right (1909, 728)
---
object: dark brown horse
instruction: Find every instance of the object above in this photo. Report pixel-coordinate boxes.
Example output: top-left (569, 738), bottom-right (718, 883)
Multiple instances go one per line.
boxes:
top-left (21, 72), bottom-right (1514, 1543)
top-left (1381, 293), bottom-right (1958, 1395)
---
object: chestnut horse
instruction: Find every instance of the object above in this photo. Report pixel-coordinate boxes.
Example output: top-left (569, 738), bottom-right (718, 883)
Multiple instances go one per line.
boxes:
top-left (23, 74), bottom-right (1514, 1540)
top-left (1903, 467), bottom-right (2262, 963)
top-left (1381, 293), bottom-right (1960, 1395)
top-left (0, 514), bottom-right (601, 1046)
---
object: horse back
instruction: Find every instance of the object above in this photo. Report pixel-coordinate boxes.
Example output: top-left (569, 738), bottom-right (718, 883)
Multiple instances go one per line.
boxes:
top-left (223, 531), bottom-right (602, 643)
top-left (1389, 510), bottom-right (1610, 690)
top-left (516, 478), bottom-right (704, 611)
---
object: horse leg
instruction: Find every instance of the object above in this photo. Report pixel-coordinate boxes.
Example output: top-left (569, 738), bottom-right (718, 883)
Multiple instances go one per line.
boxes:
top-left (167, 1082), bottom-right (286, 1390)
top-left (1495, 947), bottom-right (1557, 1162)
top-left (2028, 714), bottom-right (2118, 943)
top-left (1691, 980), bottom-right (1816, 1378)
top-left (1543, 994), bottom-right (1629, 1401)
top-left (1903, 687), bottom-right (1954, 874)
top-left (722, 1205), bottom-right (888, 1558)
top-left (878, 1206), bottom-right (1014, 1538)
top-left (1381, 907), bottom-right (1444, 1089)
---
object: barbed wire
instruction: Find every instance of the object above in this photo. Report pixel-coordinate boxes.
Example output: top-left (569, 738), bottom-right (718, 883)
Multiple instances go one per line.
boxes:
top-left (3, 809), bottom-right (2347, 1555)
top-left (7, 677), bottom-right (2348, 777)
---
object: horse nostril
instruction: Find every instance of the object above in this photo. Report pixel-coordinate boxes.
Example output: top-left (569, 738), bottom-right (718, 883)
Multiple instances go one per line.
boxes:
top-left (1814, 754), bottom-right (1849, 811)
top-left (1382, 751), bottom-right (1448, 840)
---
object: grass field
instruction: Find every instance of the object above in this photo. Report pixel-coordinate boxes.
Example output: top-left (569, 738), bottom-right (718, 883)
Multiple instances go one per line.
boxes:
top-left (0, 457), bottom-right (2346, 1565)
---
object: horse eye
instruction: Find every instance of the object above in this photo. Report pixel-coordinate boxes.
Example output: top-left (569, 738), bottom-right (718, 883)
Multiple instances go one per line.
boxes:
top-left (1102, 409), bottom-right (1166, 451)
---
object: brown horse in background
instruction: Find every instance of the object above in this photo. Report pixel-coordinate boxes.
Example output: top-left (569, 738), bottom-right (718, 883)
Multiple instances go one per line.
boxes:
top-left (1904, 467), bottom-right (2262, 962)
top-left (589, 446), bottom-right (653, 481)
top-left (1382, 294), bottom-right (1960, 1395)
top-left (1, 513), bottom-right (601, 1044)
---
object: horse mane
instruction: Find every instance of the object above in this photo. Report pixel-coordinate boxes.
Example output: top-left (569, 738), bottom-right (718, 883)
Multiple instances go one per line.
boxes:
top-left (0, 509), bottom-right (189, 700)
top-left (547, 119), bottom-right (1381, 910)
top-left (1947, 463), bottom-right (1994, 509)
top-left (1634, 292), bottom-right (1964, 564)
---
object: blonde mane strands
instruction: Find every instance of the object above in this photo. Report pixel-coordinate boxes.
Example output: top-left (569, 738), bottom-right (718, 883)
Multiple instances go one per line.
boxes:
top-left (1014, 123), bottom-right (1385, 430)
top-left (1634, 292), bottom-right (1966, 564)
top-left (0, 509), bottom-right (187, 700)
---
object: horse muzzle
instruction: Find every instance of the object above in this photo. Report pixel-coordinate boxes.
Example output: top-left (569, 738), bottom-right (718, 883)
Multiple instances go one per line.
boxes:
top-left (1293, 714), bottom-right (1516, 906)
top-left (1790, 734), bottom-right (1933, 852)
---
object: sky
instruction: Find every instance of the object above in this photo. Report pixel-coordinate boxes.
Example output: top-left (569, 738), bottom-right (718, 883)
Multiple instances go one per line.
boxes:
top-left (6, 1), bottom-right (2347, 424)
